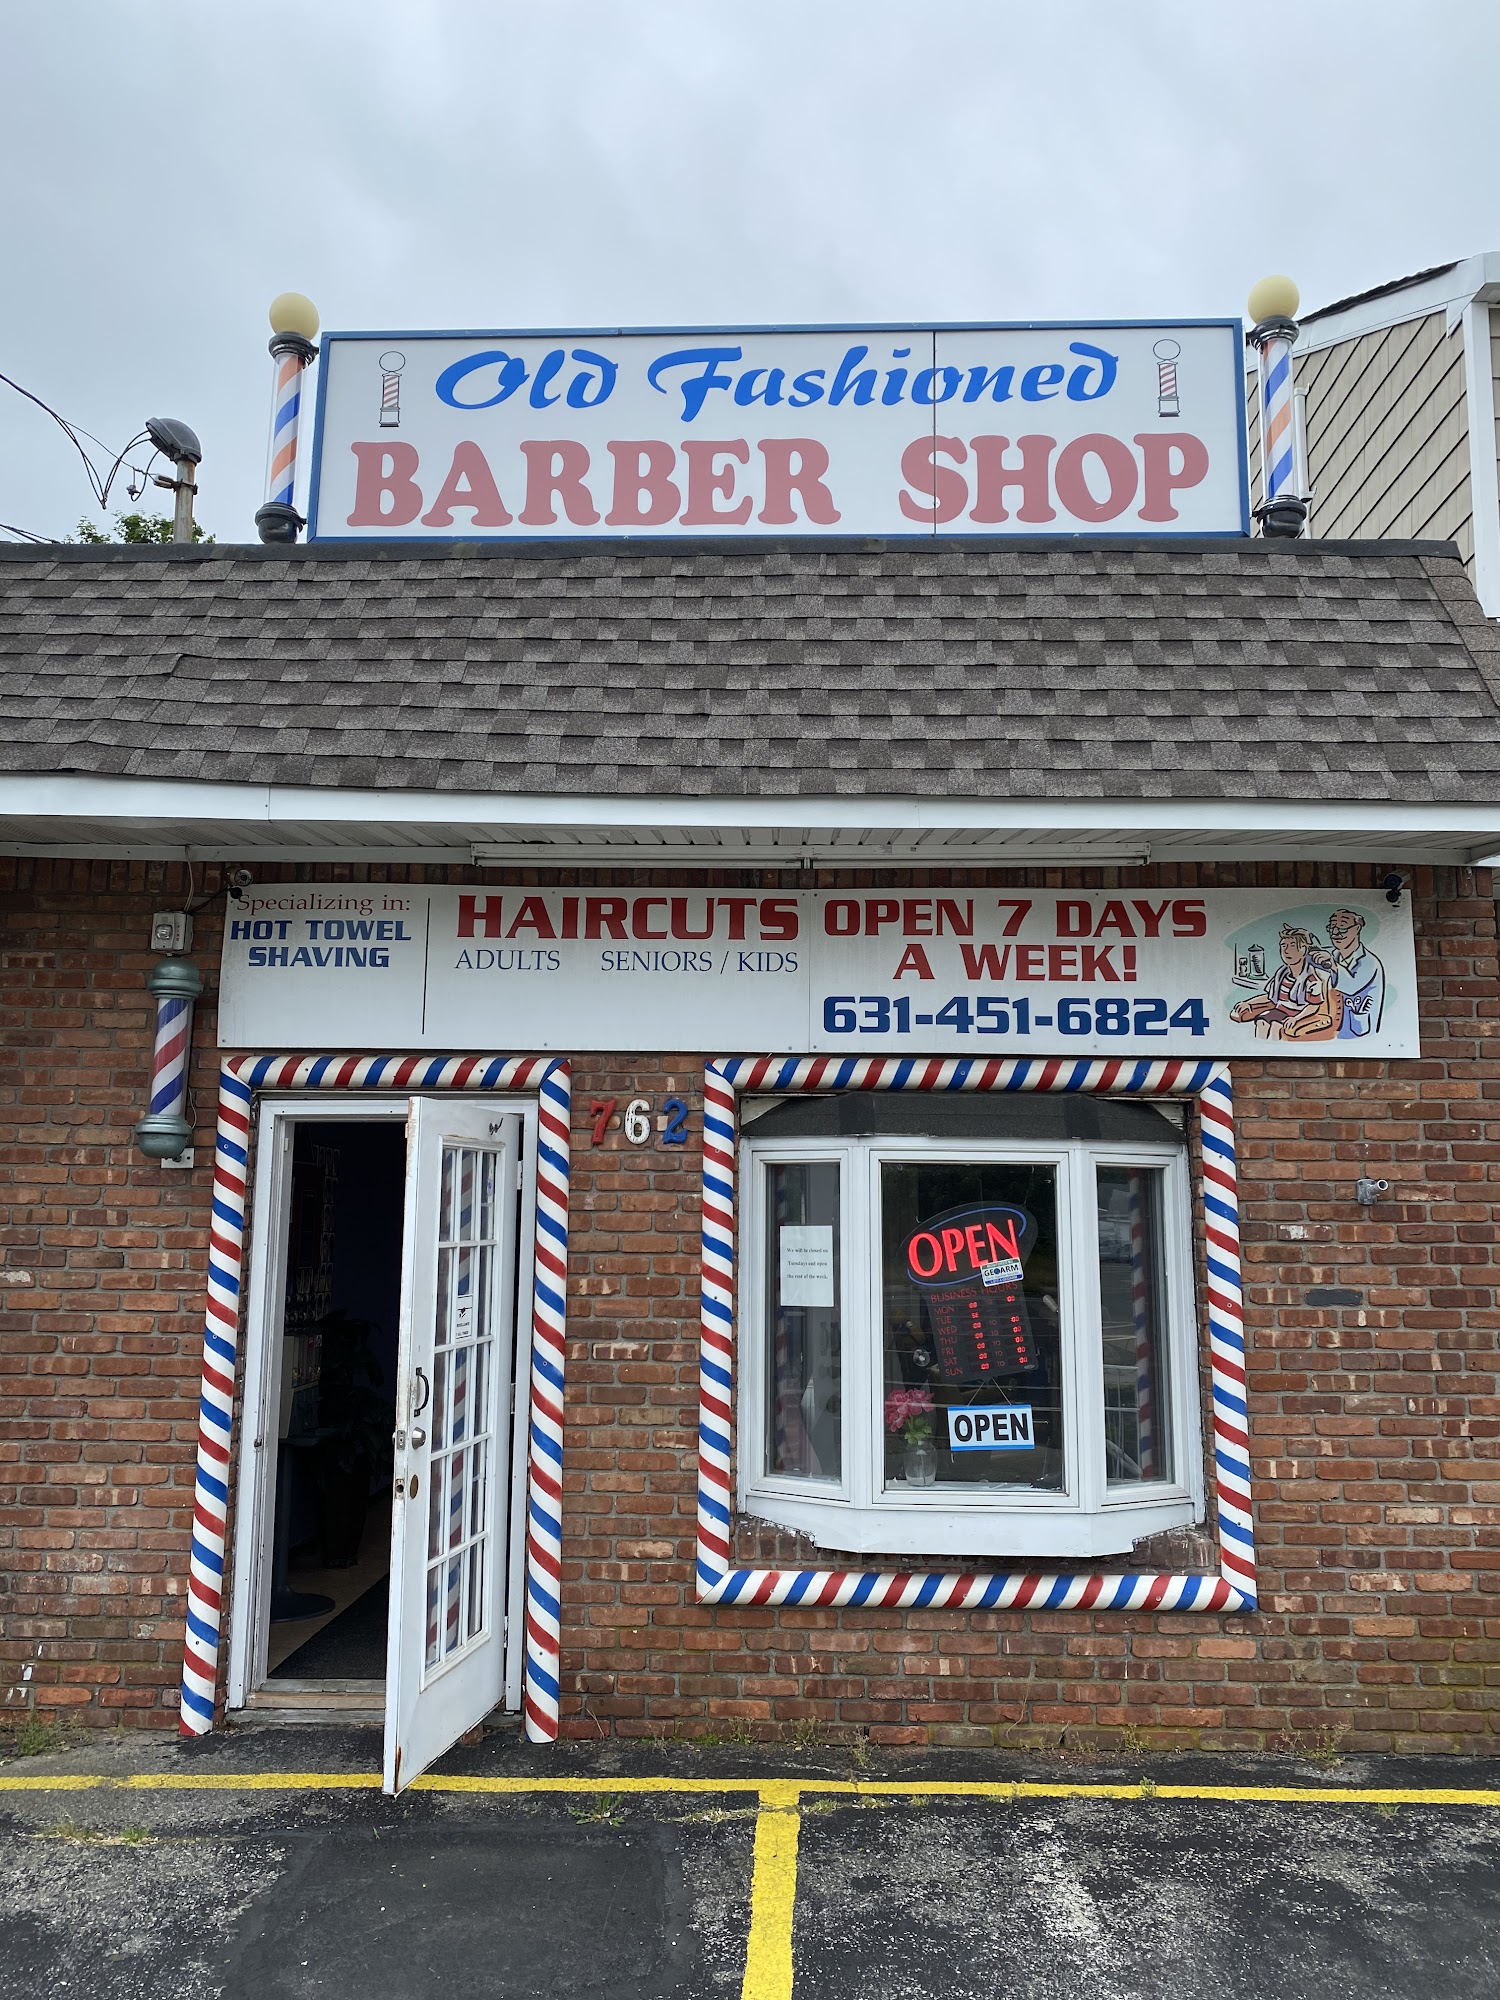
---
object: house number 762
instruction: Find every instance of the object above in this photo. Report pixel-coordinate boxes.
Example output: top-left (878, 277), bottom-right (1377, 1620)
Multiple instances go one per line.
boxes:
top-left (589, 1095), bottom-right (692, 1147)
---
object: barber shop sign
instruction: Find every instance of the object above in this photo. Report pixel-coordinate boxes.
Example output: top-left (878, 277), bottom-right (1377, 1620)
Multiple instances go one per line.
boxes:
top-left (306, 321), bottom-right (1249, 541)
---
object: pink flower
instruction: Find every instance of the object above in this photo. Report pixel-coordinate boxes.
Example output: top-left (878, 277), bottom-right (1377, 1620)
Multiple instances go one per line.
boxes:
top-left (884, 1386), bottom-right (935, 1435)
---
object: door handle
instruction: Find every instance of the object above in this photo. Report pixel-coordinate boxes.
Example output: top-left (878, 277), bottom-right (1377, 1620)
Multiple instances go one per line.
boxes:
top-left (412, 1366), bottom-right (431, 1417)
top-left (410, 1428), bottom-right (426, 1449)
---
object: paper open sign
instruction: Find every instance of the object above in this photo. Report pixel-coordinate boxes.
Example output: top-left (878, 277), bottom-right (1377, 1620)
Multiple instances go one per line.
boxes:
top-left (980, 1258), bottom-right (1024, 1288)
top-left (948, 1404), bottom-right (1035, 1451)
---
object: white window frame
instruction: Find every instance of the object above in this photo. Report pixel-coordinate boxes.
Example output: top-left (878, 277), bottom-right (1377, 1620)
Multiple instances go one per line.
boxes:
top-left (738, 1125), bottom-right (1204, 1559)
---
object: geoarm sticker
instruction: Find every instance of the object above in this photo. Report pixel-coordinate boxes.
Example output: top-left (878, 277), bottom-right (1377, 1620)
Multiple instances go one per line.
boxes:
top-left (980, 1257), bottom-right (1025, 1288)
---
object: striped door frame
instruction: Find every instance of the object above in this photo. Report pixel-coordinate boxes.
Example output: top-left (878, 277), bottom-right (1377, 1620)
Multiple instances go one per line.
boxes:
top-left (179, 1053), bottom-right (571, 1743)
top-left (698, 1055), bottom-right (1254, 1614)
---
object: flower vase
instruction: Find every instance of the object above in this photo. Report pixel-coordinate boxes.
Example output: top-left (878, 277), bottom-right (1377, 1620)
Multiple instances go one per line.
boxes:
top-left (903, 1437), bottom-right (937, 1486)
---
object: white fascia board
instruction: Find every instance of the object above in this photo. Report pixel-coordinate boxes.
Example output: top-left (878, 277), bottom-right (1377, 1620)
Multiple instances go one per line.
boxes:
top-left (1461, 298), bottom-right (1500, 618)
top-left (1292, 253), bottom-right (1500, 355)
top-left (6, 839), bottom-right (1495, 867)
top-left (4, 772), bottom-right (1500, 843)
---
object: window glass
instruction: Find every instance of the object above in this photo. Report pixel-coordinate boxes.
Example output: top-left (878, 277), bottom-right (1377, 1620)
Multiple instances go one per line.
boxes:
top-left (765, 1162), bottom-right (841, 1480)
top-left (880, 1160), bottom-right (1063, 1492)
top-left (1096, 1165), bottom-right (1171, 1484)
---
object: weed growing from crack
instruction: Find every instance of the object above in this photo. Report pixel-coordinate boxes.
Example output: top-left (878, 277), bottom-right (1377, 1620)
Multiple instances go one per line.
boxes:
top-left (566, 1792), bottom-right (627, 1826)
top-left (28, 1818), bottom-right (155, 1847)
top-left (3, 1718), bottom-right (77, 1760)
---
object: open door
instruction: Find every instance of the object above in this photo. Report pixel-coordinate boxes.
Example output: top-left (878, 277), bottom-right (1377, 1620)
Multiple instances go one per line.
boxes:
top-left (384, 1098), bottom-right (522, 1794)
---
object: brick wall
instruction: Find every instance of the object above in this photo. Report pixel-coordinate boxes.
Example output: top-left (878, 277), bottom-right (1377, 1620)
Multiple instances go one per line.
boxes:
top-left (2, 858), bottom-right (1497, 1751)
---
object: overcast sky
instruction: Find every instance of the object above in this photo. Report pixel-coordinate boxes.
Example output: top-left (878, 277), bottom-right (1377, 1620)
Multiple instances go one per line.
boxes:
top-left (3, 1), bottom-right (1497, 544)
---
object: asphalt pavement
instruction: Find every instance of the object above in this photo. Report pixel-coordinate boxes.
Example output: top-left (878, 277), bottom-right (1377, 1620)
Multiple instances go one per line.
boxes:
top-left (0, 1724), bottom-right (1496, 1999)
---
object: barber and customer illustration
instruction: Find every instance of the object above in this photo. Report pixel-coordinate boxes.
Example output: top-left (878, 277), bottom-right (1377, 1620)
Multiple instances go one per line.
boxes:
top-left (1230, 907), bottom-right (1385, 1041)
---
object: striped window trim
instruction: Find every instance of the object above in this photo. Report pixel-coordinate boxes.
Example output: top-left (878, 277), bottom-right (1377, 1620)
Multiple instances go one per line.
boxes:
top-left (698, 1056), bottom-right (1254, 1616)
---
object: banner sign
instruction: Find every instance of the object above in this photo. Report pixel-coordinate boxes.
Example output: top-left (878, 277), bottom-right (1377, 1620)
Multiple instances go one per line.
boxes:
top-left (306, 322), bottom-right (1248, 541)
top-left (218, 886), bottom-right (1419, 1058)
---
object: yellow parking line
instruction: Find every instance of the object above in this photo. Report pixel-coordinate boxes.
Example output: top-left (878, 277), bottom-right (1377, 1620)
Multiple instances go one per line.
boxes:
top-left (741, 1781), bottom-right (801, 2000)
top-left (1, 1772), bottom-right (1497, 1808)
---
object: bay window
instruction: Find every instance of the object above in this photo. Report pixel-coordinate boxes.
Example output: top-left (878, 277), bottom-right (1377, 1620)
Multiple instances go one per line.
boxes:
top-left (740, 1093), bottom-right (1204, 1558)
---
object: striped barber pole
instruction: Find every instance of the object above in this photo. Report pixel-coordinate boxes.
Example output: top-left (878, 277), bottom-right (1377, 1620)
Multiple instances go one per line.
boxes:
top-left (522, 1059), bottom-right (571, 1742)
top-left (179, 1053), bottom-right (571, 1742)
top-left (1257, 332), bottom-right (1296, 504)
top-left (1127, 1172), bottom-right (1156, 1479)
top-left (697, 1054), bottom-right (1256, 1617)
top-left (146, 987), bottom-right (194, 1124)
top-left (264, 344), bottom-right (309, 512)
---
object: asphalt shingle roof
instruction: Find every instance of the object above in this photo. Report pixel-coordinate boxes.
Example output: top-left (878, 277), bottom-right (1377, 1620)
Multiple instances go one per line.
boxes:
top-left (1, 537), bottom-right (1497, 803)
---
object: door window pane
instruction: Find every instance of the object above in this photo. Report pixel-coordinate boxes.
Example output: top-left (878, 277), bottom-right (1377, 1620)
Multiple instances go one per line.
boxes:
top-left (765, 1162), bottom-right (841, 1480)
top-left (422, 1136), bottom-right (504, 1676)
top-left (1097, 1166), bottom-right (1170, 1483)
top-left (880, 1160), bottom-right (1063, 1491)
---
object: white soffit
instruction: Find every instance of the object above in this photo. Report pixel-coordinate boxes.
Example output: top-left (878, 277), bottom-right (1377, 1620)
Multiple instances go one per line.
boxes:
top-left (2, 776), bottom-right (1499, 867)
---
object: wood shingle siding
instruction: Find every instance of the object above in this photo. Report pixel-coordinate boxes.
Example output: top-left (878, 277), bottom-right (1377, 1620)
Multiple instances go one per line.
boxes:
top-left (1300, 311), bottom-right (1471, 559)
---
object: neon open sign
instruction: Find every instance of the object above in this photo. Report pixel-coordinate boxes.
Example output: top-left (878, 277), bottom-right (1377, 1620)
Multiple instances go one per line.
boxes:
top-left (901, 1204), bottom-right (1039, 1384)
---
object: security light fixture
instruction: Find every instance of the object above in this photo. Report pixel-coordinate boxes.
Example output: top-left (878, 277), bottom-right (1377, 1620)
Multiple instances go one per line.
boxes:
top-left (145, 417), bottom-right (204, 542)
top-left (145, 417), bottom-right (202, 466)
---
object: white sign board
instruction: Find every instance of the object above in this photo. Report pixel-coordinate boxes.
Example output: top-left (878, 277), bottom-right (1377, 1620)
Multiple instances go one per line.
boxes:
top-left (778, 1227), bottom-right (836, 1308)
top-left (948, 1405), bottom-right (1036, 1451)
top-left (219, 886), bottom-right (1419, 1059)
top-left (306, 323), bottom-right (1248, 541)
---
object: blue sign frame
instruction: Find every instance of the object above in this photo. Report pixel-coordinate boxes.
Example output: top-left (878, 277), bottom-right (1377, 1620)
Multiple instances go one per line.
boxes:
top-left (305, 317), bottom-right (1251, 544)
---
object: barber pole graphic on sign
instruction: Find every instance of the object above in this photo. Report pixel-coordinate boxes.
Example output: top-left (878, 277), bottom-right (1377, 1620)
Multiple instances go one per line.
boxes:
top-left (305, 320), bottom-right (1250, 541)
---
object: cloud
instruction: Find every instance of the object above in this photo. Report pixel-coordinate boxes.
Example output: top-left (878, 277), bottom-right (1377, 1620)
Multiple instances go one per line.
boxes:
top-left (2, 0), bottom-right (1495, 541)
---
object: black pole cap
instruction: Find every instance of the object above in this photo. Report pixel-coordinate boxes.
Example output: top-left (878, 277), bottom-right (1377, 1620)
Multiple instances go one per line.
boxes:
top-left (254, 501), bottom-right (304, 545)
top-left (1253, 496), bottom-right (1309, 539)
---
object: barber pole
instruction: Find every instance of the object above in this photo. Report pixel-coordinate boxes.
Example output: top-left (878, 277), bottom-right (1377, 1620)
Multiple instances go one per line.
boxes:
top-left (255, 292), bottom-right (320, 545)
top-left (134, 957), bottom-right (202, 1161)
top-left (1247, 273), bottom-right (1308, 537)
top-left (1128, 1172), bottom-right (1156, 1477)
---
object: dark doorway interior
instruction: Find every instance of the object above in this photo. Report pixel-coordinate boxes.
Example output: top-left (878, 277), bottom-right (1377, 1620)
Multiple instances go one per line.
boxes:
top-left (266, 1119), bottom-right (406, 1682)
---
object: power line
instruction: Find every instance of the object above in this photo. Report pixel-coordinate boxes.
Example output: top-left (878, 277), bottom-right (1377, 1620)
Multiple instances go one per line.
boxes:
top-left (0, 368), bottom-right (157, 511)
top-left (0, 521), bottom-right (58, 544)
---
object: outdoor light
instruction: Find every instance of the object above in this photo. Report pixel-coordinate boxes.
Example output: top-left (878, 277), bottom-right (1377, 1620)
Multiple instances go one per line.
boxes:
top-left (1247, 272), bottom-right (1308, 538)
top-left (255, 291), bottom-right (321, 545)
top-left (145, 417), bottom-right (202, 466)
top-left (145, 416), bottom-right (203, 542)
top-left (1246, 274), bottom-right (1301, 325)
top-left (268, 291), bottom-right (321, 343)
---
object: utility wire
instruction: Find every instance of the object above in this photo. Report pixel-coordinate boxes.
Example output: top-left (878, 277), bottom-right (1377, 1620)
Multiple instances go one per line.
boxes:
top-left (0, 521), bottom-right (58, 544)
top-left (0, 368), bottom-right (157, 512)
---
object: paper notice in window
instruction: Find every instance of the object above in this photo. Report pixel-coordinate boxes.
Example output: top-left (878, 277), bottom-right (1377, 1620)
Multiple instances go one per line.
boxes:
top-left (779, 1225), bottom-right (835, 1307)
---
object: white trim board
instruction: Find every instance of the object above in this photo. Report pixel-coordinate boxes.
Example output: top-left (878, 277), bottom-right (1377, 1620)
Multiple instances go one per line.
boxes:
top-left (3, 773), bottom-right (1500, 838)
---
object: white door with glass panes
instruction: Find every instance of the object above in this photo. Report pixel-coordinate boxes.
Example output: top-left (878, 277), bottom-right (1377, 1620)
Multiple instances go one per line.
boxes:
top-left (384, 1100), bottom-right (522, 1794)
